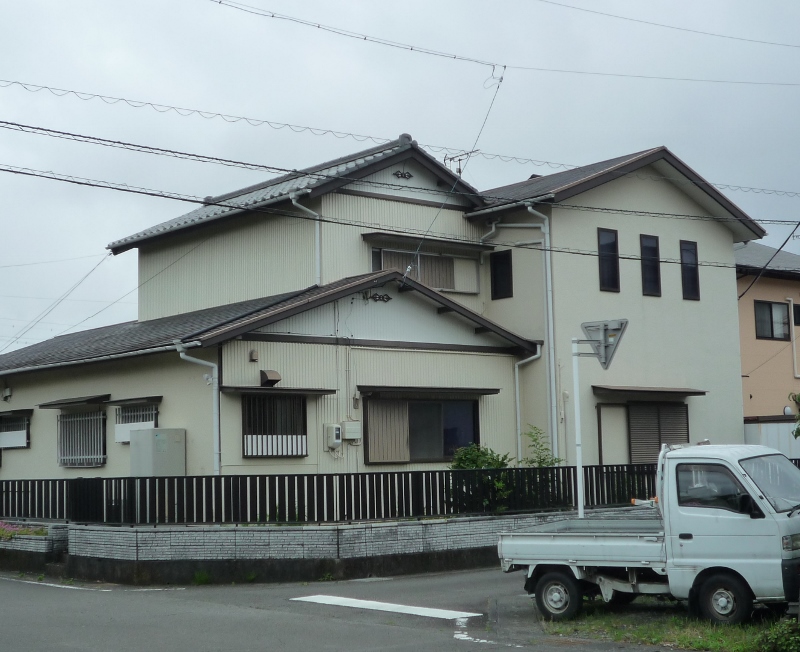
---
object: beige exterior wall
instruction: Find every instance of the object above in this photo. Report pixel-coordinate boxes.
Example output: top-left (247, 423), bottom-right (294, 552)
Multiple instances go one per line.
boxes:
top-left (220, 340), bottom-right (520, 474)
top-left (137, 208), bottom-right (317, 321)
top-left (546, 166), bottom-right (746, 464)
top-left (0, 351), bottom-right (218, 480)
top-left (738, 275), bottom-right (800, 417)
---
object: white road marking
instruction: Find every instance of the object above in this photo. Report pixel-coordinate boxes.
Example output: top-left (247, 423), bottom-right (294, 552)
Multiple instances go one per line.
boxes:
top-left (292, 594), bottom-right (482, 620)
top-left (127, 587), bottom-right (186, 591)
top-left (0, 577), bottom-right (111, 591)
top-left (349, 577), bottom-right (392, 583)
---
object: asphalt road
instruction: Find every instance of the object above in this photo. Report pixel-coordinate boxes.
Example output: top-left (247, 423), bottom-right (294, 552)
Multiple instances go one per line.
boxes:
top-left (0, 567), bottom-right (668, 651)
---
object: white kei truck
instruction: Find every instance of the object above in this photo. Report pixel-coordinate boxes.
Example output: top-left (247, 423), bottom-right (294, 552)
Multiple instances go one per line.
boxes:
top-left (497, 444), bottom-right (800, 624)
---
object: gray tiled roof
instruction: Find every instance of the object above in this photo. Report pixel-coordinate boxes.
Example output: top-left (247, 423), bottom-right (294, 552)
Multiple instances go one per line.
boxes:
top-left (0, 290), bottom-right (302, 374)
top-left (481, 148), bottom-right (660, 206)
top-left (735, 242), bottom-right (800, 274)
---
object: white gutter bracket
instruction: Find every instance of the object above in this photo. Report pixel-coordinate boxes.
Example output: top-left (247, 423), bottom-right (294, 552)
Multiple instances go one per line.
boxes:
top-left (290, 191), bottom-right (321, 286)
top-left (174, 340), bottom-right (221, 476)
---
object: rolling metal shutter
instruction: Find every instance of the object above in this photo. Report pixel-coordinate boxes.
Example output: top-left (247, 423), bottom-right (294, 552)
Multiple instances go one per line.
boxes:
top-left (628, 403), bottom-right (689, 464)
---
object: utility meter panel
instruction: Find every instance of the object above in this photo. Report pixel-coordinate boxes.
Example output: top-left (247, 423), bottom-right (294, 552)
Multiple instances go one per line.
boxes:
top-left (325, 424), bottom-right (342, 449)
top-left (341, 421), bottom-right (362, 441)
top-left (130, 428), bottom-right (186, 477)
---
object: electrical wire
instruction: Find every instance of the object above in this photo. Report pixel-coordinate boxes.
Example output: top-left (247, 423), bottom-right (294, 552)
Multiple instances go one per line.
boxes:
top-left (3, 120), bottom-right (798, 225)
top-left (532, 0), bottom-right (800, 50)
top-left (211, 1), bottom-right (800, 87)
top-left (0, 161), bottom-right (780, 273)
top-left (738, 222), bottom-right (800, 299)
top-left (0, 255), bottom-right (109, 353)
top-left (0, 253), bottom-right (106, 269)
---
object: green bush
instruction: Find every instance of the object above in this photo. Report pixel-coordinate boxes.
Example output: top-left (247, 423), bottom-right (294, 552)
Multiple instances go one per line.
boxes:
top-left (757, 619), bottom-right (800, 652)
top-left (520, 426), bottom-right (562, 468)
top-left (449, 443), bottom-right (512, 470)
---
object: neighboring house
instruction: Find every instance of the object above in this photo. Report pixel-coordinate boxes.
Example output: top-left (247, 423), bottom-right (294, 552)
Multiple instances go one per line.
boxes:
top-left (0, 134), bottom-right (765, 478)
top-left (736, 242), bottom-right (800, 457)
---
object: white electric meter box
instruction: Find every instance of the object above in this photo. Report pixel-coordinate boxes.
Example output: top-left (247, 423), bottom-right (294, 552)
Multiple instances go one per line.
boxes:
top-left (130, 428), bottom-right (186, 477)
top-left (325, 423), bottom-right (342, 450)
top-left (341, 420), bottom-right (362, 441)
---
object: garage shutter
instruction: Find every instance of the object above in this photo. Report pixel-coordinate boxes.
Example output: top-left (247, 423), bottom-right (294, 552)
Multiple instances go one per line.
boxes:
top-left (628, 403), bottom-right (689, 464)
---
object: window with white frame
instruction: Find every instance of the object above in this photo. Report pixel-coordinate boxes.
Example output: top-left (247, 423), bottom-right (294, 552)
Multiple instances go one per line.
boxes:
top-left (114, 403), bottom-right (159, 443)
top-left (0, 411), bottom-right (31, 449)
top-left (242, 394), bottom-right (307, 457)
top-left (57, 411), bottom-right (107, 467)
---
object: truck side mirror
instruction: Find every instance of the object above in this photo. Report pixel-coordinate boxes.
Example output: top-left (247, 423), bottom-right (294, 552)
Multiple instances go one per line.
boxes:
top-left (740, 494), bottom-right (765, 519)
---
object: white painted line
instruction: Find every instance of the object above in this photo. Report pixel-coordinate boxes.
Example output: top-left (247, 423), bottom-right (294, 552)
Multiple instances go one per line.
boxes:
top-left (127, 587), bottom-right (186, 592)
top-left (0, 577), bottom-right (111, 591)
top-left (292, 594), bottom-right (481, 620)
top-left (349, 577), bottom-right (392, 583)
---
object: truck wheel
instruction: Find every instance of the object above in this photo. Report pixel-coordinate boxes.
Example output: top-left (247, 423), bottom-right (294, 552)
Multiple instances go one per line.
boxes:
top-left (698, 574), bottom-right (753, 625)
top-left (534, 572), bottom-right (583, 621)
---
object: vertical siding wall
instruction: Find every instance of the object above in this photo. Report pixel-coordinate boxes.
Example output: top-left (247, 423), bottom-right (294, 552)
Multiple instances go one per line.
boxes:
top-left (221, 341), bottom-right (519, 475)
top-left (137, 211), bottom-right (316, 321)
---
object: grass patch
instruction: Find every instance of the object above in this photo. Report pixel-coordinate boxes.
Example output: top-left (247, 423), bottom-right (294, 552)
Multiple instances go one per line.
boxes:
top-left (0, 521), bottom-right (48, 541)
top-left (192, 571), bottom-right (212, 586)
top-left (540, 597), bottom-right (783, 652)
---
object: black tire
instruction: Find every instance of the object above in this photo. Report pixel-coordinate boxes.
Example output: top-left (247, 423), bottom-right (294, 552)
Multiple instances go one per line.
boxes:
top-left (534, 571), bottom-right (583, 621)
top-left (698, 574), bottom-right (753, 625)
top-left (608, 591), bottom-right (638, 605)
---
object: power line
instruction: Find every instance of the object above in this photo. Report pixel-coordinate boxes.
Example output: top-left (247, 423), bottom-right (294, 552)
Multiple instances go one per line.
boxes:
top-left (212, 1), bottom-right (800, 87)
top-left (532, 0), bottom-right (800, 50)
top-left (738, 222), bottom-right (800, 299)
top-left (3, 85), bottom-right (799, 200)
top-left (0, 253), bottom-right (106, 270)
top-left (0, 161), bottom-right (772, 272)
top-left (0, 255), bottom-right (109, 353)
top-left (4, 119), bottom-right (798, 225)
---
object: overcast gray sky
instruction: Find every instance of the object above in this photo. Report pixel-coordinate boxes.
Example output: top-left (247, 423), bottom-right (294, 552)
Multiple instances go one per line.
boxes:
top-left (1, 0), bottom-right (798, 353)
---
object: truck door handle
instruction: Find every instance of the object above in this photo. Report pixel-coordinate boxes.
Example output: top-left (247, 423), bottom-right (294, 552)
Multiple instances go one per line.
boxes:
top-left (679, 533), bottom-right (693, 540)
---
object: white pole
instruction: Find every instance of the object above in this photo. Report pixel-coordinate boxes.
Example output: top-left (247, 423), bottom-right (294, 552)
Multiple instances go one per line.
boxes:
top-left (572, 338), bottom-right (585, 518)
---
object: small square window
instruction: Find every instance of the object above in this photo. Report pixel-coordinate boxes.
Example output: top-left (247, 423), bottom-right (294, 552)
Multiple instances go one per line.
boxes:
top-left (242, 394), bottom-right (307, 457)
top-left (755, 301), bottom-right (790, 340)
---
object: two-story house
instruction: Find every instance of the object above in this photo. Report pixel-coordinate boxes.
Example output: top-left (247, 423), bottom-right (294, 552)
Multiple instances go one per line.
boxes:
top-left (736, 242), bottom-right (800, 457)
top-left (0, 134), bottom-right (764, 478)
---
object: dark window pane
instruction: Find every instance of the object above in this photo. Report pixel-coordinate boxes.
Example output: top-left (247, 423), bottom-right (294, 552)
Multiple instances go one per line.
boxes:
top-left (490, 250), bottom-right (513, 299)
top-left (680, 241), bottom-right (700, 300)
top-left (640, 235), bottom-right (661, 296)
top-left (598, 229), bottom-right (620, 292)
top-left (794, 303), bottom-right (800, 327)
top-left (755, 301), bottom-right (772, 338)
top-left (371, 248), bottom-right (382, 272)
top-left (442, 401), bottom-right (477, 456)
top-left (409, 402), bottom-right (442, 460)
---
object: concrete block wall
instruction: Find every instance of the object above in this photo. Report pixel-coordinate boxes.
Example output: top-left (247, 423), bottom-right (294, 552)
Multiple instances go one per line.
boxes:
top-left (68, 507), bottom-right (659, 562)
top-left (0, 523), bottom-right (67, 554)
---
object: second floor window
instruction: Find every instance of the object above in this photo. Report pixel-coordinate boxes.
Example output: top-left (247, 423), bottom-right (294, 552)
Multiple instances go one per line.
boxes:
top-left (680, 240), bottom-right (700, 300)
top-left (755, 301), bottom-right (790, 340)
top-left (490, 250), bottom-right (513, 299)
top-left (598, 228), bottom-right (620, 292)
top-left (640, 235), bottom-right (661, 296)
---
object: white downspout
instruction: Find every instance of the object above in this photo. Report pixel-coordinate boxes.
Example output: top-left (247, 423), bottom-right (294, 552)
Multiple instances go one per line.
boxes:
top-left (515, 347), bottom-right (542, 463)
top-left (525, 204), bottom-right (558, 459)
top-left (788, 298), bottom-right (800, 379)
top-left (290, 191), bottom-right (321, 286)
top-left (174, 340), bottom-right (221, 476)
top-left (480, 220), bottom-right (500, 243)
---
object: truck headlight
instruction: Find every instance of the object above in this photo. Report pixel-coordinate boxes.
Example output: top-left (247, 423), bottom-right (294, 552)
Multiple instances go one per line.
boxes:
top-left (782, 534), bottom-right (800, 551)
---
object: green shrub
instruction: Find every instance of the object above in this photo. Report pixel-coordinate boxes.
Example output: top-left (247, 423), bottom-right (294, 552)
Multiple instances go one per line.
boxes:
top-left (192, 570), bottom-right (212, 585)
top-left (450, 443), bottom-right (512, 470)
top-left (520, 426), bottom-right (562, 467)
top-left (757, 619), bottom-right (800, 652)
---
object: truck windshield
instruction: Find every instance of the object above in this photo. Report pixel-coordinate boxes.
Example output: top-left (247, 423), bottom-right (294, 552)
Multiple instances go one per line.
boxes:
top-left (740, 454), bottom-right (800, 513)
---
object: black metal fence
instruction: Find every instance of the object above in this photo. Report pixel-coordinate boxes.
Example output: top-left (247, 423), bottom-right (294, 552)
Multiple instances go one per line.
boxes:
top-left (0, 464), bottom-right (665, 526)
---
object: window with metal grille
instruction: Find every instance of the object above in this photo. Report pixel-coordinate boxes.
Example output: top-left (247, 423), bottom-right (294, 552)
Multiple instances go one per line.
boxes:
top-left (640, 235), bottom-right (661, 297)
top-left (598, 228), bottom-right (620, 292)
top-left (57, 411), bottom-right (107, 467)
top-left (0, 413), bottom-right (30, 449)
top-left (242, 394), bottom-right (307, 457)
top-left (754, 301), bottom-right (790, 340)
top-left (628, 403), bottom-right (689, 464)
top-left (380, 250), bottom-right (455, 290)
top-left (366, 399), bottom-right (478, 463)
top-left (114, 404), bottom-right (159, 444)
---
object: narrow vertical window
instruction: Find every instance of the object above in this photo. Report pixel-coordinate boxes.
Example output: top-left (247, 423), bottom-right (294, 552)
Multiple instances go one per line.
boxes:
top-left (490, 250), bottom-right (513, 299)
top-left (680, 240), bottom-right (700, 300)
top-left (640, 235), bottom-right (661, 297)
top-left (598, 228), bottom-right (620, 292)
